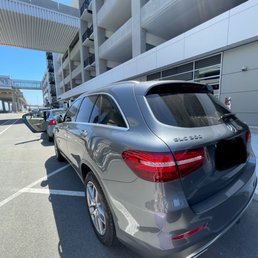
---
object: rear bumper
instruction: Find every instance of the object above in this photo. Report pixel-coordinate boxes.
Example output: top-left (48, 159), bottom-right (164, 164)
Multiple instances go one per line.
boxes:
top-left (114, 168), bottom-right (257, 258)
top-left (187, 177), bottom-right (256, 258)
top-left (47, 125), bottom-right (54, 137)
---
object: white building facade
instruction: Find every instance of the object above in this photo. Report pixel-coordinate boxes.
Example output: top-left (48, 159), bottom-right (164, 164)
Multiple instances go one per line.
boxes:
top-left (55, 0), bottom-right (258, 125)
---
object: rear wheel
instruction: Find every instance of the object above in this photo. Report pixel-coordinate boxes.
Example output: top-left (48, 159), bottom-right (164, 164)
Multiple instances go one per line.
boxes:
top-left (54, 138), bottom-right (65, 162)
top-left (85, 172), bottom-right (115, 246)
top-left (47, 133), bottom-right (53, 142)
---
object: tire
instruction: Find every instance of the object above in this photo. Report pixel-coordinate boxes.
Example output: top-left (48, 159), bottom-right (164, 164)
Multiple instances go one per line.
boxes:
top-left (47, 133), bottom-right (53, 142)
top-left (54, 138), bottom-right (65, 162)
top-left (85, 172), bottom-right (116, 247)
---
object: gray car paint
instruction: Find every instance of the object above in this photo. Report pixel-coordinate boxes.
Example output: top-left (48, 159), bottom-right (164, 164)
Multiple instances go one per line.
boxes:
top-left (54, 81), bottom-right (257, 258)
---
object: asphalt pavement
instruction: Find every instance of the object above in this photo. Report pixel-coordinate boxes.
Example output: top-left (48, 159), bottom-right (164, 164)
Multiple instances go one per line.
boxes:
top-left (0, 113), bottom-right (137, 258)
top-left (0, 113), bottom-right (258, 258)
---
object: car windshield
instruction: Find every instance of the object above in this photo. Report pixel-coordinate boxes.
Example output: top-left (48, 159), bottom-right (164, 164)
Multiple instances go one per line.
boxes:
top-left (146, 85), bottom-right (230, 128)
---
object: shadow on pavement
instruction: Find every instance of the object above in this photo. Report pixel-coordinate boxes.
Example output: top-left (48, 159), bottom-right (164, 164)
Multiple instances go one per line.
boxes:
top-left (39, 132), bottom-right (54, 147)
top-left (0, 118), bottom-right (24, 126)
top-left (14, 133), bottom-right (53, 147)
top-left (43, 156), bottom-right (139, 258)
top-left (15, 138), bottom-right (41, 145)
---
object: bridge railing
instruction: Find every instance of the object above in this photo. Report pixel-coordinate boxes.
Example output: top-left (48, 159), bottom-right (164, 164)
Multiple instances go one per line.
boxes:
top-left (12, 79), bottom-right (43, 90)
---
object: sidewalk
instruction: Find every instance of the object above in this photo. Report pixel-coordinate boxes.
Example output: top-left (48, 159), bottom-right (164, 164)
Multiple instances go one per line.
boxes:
top-left (250, 127), bottom-right (258, 201)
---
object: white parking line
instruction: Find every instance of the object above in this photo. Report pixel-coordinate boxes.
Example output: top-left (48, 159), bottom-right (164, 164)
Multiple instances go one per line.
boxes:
top-left (0, 164), bottom-right (70, 208)
top-left (0, 119), bottom-right (11, 126)
top-left (20, 188), bottom-right (85, 197)
top-left (0, 119), bottom-right (20, 135)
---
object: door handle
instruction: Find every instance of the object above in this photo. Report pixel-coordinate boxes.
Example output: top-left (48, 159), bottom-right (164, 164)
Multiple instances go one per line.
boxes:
top-left (80, 130), bottom-right (88, 137)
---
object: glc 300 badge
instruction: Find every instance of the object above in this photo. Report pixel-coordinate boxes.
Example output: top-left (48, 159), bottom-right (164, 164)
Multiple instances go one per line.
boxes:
top-left (173, 135), bottom-right (203, 142)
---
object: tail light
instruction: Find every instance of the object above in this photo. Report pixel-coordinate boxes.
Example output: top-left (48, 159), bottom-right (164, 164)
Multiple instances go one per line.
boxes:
top-left (245, 129), bottom-right (251, 155)
top-left (122, 148), bottom-right (204, 182)
top-left (245, 129), bottom-right (251, 144)
top-left (48, 119), bottom-right (56, 126)
top-left (173, 148), bottom-right (205, 177)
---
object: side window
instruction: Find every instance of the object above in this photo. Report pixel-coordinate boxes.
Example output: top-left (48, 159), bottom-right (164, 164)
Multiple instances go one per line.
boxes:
top-left (89, 96), bottom-right (101, 123)
top-left (89, 95), bottom-right (127, 128)
top-left (65, 99), bottom-right (82, 122)
top-left (76, 96), bottom-right (97, 123)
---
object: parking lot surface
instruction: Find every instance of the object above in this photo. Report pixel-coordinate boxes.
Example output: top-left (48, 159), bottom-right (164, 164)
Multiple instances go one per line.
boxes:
top-left (0, 113), bottom-right (258, 258)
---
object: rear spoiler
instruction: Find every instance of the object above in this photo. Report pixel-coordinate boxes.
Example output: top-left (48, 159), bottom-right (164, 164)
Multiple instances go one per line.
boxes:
top-left (146, 82), bottom-right (214, 95)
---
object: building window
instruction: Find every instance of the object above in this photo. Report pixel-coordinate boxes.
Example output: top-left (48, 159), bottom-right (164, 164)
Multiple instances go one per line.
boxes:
top-left (162, 63), bottom-right (193, 78)
top-left (194, 54), bottom-right (221, 97)
top-left (146, 53), bottom-right (222, 97)
top-left (147, 72), bottom-right (161, 81)
top-left (195, 54), bottom-right (221, 69)
top-left (162, 71), bottom-right (193, 81)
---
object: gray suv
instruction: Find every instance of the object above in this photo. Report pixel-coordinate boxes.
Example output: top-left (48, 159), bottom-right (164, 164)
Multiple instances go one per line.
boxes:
top-left (27, 81), bottom-right (257, 257)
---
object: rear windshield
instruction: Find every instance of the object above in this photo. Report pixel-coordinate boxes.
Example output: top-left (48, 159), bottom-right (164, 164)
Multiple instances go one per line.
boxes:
top-left (146, 84), bottom-right (230, 128)
top-left (52, 110), bottom-right (66, 117)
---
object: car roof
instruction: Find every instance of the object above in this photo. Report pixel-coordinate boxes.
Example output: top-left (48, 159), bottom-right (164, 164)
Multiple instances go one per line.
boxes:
top-left (78, 80), bottom-right (207, 98)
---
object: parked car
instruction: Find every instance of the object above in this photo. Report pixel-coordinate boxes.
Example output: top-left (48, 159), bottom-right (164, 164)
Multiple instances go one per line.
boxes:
top-left (23, 108), bottom-right (50, 132)
top-left (45, 108), bottom-right (67, 141)
top-left (22, 107), bottom-right (66, 142)
top-left (24, 81), bottom-right (257, 258)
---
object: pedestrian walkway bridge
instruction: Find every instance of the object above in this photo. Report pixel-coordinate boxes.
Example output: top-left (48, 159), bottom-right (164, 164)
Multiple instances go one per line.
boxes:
top-left (0, 76), bottom-right (42, 90)
top-left (0, 76), bottom-right (42, 112)
top-left (12, 79), bottom-right (42, 90)
top-left (0, 0), bottom-right (80, 53)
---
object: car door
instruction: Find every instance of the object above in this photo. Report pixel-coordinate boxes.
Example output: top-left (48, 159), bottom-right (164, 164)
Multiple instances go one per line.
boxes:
top-left (84, 94), bottom-right (130, 181)
top-left (55, 99), bottom-right (82, 159)
top-left (66, 95), bottom-right (98, 173)
top-left (22, 109), bottom-right (48, 133)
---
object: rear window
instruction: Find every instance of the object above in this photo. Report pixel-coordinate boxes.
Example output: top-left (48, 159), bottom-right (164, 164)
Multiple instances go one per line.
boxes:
top-left (146, 84), bottom-right (230, 128)
top-left (52, 110), bottom-right (66, 117)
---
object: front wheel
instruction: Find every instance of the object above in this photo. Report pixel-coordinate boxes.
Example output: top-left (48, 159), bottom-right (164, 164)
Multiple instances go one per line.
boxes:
top-left (54, 138), bottom-right (65, 162)
top-left (85, 172), bottom-right (116, 246)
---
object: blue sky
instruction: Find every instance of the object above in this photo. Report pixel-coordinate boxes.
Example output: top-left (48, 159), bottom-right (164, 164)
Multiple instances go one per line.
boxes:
top-left (0, 0), bottom-right (72, 105)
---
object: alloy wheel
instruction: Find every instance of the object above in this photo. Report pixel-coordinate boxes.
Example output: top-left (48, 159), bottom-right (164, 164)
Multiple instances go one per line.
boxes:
top-left (86, 181), bottom-right (106, 236)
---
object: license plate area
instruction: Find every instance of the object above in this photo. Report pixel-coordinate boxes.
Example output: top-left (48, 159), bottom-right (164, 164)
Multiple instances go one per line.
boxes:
top-left (215, 136), bottom-right (247, 171)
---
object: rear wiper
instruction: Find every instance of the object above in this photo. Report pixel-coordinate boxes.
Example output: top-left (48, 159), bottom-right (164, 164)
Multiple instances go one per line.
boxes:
top-left (219, 113), bottom-right (235, 121)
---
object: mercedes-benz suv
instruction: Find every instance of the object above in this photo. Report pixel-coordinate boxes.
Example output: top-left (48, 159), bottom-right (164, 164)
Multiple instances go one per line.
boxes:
top-left (27, 81), bottom-right (257, 257)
